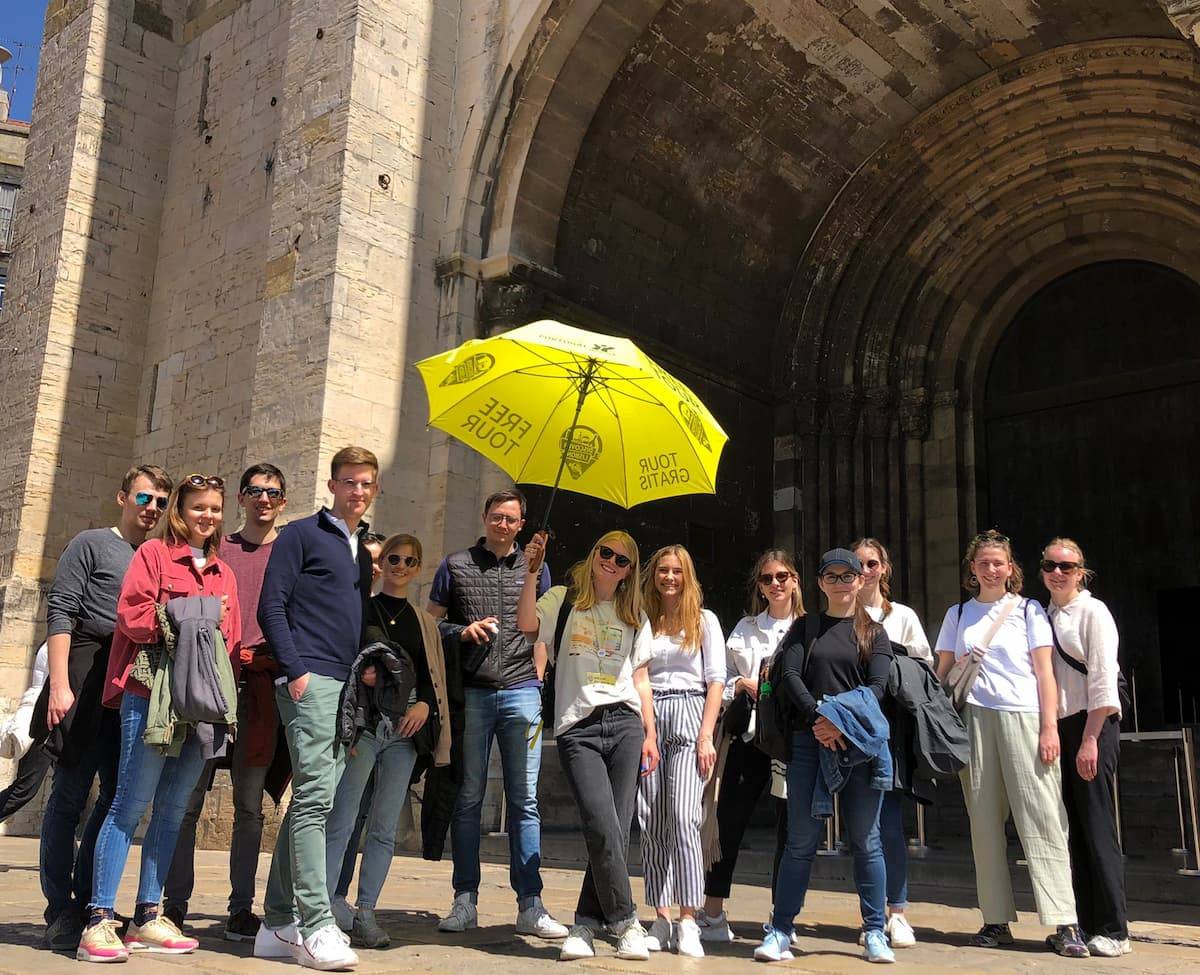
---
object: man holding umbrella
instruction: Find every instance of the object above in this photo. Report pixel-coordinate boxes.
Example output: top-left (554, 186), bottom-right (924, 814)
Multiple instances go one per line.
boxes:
top-left (426, 487), bottom-right (566, 939)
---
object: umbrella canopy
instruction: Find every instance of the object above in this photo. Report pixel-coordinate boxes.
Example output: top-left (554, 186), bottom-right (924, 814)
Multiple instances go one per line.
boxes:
top-left (415, 320), bottom-right (728, 514)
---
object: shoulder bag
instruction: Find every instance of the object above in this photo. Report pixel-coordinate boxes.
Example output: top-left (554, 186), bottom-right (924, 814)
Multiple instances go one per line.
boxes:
top-left (941, 594), bottom-right (1018, 712)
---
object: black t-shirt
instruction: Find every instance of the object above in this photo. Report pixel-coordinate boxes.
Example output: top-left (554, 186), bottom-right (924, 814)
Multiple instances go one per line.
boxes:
top-left (779, 614), bottom-right (893, 726)
top-left (364, 593), bottom-right (434, 710)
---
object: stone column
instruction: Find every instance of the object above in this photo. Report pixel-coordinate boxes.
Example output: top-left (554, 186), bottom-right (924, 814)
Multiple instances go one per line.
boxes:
top-left (0, 0), bottom-right (181, 698)
top-left (862, 387), bottom-right (894, 541)
top-left (899, 389), bottom-right (931, 624)
top-left (827, 386), bottom-right (861, 548)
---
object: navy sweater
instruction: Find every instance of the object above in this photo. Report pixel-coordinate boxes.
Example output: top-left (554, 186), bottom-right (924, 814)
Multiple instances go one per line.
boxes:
top-left (258, 510), bottom-right (373, 682)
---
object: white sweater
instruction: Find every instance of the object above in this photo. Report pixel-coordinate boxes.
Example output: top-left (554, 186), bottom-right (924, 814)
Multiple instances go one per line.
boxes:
top-left (866, 602), bottom-right (932, 663)
top-left (1047, 590), bottom-right (1122, 719)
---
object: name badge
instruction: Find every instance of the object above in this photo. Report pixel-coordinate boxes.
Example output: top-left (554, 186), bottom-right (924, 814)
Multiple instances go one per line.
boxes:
top-left (587, 672), bottom-right (617, 687)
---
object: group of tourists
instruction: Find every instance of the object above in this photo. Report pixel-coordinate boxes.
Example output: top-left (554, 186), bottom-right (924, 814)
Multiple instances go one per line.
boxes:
top-left (1, 445), bottom-right (1130, 969)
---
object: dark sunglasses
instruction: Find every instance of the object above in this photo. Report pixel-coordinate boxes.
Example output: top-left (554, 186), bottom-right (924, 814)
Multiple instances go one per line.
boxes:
top-left (862, 558), bottom-right (881, 570)
top-left (386, 554), bottom-right (420, 568)
top-left (186, 474), bottom-right (225, 490)
top-left (242, 485), bottom-right (284, 501)
top-left (597, 545), bottom-right (632, 569)
top-left (1040, 559), bottom-right (1081, 574)
top-left (133, 491), bottom-right (168, 510)
top-left (759, 571), bottom-right (793, 586)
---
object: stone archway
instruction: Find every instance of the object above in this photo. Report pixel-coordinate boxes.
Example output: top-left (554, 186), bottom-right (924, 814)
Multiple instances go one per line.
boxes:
top-left (772, 39), bottom-right (1200, 621)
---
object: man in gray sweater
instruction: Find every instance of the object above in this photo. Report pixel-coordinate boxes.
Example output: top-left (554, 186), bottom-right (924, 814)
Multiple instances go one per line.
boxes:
top-left (34, 464), bottom-right (172, 951)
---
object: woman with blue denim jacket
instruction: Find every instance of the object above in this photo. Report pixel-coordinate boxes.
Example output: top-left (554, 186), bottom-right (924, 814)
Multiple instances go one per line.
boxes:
top-left (756, 548), bottom-right (894, 965)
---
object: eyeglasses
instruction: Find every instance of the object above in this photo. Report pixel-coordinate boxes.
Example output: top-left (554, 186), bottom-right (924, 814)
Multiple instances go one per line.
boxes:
top-left (862, 559), bottom-right (881, 570)
top-left (597, 545), bottom-right (632, 569)
top-left (487, 513), bottom-right (522, 526)
top-left (758, 571), bottom-right (793, 586)
top-left (386, 554), bottom-right (420, 568)
top-left (242, 485), bottom-right (284, 501)
top-left (336, 478), bottom-right (376, 491)
top-left (133, 491), bottom-right (169, 510)
top-left (185, 474), bottom-right (225, 490)
top-left (821, 571), bottom-right (859, 585)
top-left (1040, 559), bottom-right (1081, 574)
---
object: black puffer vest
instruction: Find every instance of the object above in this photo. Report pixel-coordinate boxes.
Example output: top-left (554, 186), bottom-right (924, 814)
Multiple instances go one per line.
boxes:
top-left (443, 540), bottom-right (537, 689)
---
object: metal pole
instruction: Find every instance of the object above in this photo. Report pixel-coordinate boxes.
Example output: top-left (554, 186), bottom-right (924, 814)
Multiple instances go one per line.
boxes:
top-left (908, 804), bottom-right (929, 857)
top-left (537, 359), bottom-right (598, 533)
top-left (1131, 668), bottom-right (1140, 733)
top-left (1178, 727), bottom-right (1200, 876)
top-left (1173, 748), bottom-right (1190, 856)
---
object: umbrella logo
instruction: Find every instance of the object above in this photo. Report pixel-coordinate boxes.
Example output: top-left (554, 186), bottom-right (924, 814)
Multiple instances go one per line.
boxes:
top-left (560, 425), bottom-right (603, 479)
top-left (439, 353), bottom-right (495, 387)
top-left (678, 402), bottom-right (712, 451)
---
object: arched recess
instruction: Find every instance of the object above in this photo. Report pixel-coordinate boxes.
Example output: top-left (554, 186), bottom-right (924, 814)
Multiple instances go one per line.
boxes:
top-left (771, 38), bottom-right (1200, 621)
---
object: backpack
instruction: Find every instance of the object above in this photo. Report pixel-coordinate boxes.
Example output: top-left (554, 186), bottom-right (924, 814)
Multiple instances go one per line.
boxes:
top-left (540, 587), bottom-right (576, 733)
top-left (754, 613), bottom-right (818, 761)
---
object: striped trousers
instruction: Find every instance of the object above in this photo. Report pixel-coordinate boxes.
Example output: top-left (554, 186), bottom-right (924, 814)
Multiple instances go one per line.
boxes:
top-left (637, 691), bottom-right (707, 908)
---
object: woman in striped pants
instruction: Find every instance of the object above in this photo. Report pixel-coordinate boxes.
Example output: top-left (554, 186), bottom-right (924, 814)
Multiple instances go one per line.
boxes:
top-left (636, 546), bottom-right (726, 957)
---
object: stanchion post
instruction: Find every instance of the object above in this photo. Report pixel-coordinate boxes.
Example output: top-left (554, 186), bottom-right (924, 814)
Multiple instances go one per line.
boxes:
top-left (1179, 726), bottom-right (1200, 877)
top-left (907, 803), bottom-right (929, 857)
top-left (1173, 748), bottom-right (1190, 856)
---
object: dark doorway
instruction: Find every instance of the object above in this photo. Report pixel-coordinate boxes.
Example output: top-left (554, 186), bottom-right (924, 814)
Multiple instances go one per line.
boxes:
top-left (983, 261), bottom-right (1200, 729)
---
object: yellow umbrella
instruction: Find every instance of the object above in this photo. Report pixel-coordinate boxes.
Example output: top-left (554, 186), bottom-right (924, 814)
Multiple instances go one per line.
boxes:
top-left (415, 320), bottom-right (728, 523)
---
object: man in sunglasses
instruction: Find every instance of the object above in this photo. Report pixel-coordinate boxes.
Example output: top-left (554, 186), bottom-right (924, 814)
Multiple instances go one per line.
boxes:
top-left (426, 488), bottom-right (564, 940)
top-left (34, 464), bottom-right (173, 951)
top-left (164, 463), bottom-right (289, 943)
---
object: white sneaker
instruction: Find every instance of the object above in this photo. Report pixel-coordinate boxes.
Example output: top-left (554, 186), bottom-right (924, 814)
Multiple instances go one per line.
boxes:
top-left (253, 920), bottom-right (301, 959)
top-left (515, 899), bottom-right (568, 939)
top-left (644, 917), bottom-right (673, 952)
top-left (1086, 935), bottom-right (1132, 957)
top-left (437, 894), bottom-right (478, 933)
top-left (886, 913), bottom-right (916, 948)
top-left (697, 908), bottom-right (734, 942)
top-left (295, 923), bottom-right (359, 971)
top-left (676, 918), bottom-right (705, 958)
top-left (559, 925), bottom-right (595, 960)
top-left (615, 920), bottom-right (650, 961)
top-left (331, 896), bottom-right (355, 933)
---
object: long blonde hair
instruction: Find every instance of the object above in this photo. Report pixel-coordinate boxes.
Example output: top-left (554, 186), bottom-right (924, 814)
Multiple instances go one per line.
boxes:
top-left (567, 530), bottom-right (642, 628)
top-left (642, 545), bottom-right (704, 651)
top-left (851, 536), bottom-right (893, 617)
top-left (155, 478), bottom-right (225, 557)
top-left (747, 549), bottom-right (804, 618)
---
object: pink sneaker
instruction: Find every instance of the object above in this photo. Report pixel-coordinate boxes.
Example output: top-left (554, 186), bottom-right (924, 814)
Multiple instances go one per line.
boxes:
top-left (76, 919), bottom-right (131, 963)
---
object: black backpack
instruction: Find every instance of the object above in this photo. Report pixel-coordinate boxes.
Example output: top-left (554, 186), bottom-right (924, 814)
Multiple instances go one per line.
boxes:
top-left (754, 613), bottom-right (819, 761)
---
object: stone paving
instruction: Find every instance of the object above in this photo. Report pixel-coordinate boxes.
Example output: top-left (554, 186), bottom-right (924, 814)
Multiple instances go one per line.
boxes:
top-left (0, 836), bottom-right (1196, 974)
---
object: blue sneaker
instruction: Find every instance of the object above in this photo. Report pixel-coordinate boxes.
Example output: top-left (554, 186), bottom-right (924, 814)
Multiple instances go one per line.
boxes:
top-left (863, 929), bottom-right (895, 964)
top-left (754, 925), bottom-right (794, 962)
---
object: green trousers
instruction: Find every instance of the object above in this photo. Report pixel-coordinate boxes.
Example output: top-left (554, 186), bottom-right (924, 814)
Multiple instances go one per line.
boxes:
top-left (263, 674), bottom-right (347, 937)
top-left (959, 704), bottom-right (1078, 927)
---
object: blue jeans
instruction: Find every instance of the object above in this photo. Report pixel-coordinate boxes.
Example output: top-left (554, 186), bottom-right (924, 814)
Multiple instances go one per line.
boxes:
top-left (450, 686), bottom-right (543, 901)
top-left (879, 790), bottom-right (909, 909)
top-left (772, 730), bottom-right (886, 935)
top-left (39, 708), bottom-right (119, 922)
top-left (90, 693), bottom-right (206, 910)
top-left (325, 723), bottom-right (418, 909)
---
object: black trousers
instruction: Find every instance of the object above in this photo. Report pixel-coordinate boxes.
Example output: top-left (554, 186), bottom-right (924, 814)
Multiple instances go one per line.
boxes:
top-left (705, 735), bottom-right (774, 899)
top-left (1059, 711), bottom-right (1127, 939)
top-left (0, 745), bottom-right (53, 822)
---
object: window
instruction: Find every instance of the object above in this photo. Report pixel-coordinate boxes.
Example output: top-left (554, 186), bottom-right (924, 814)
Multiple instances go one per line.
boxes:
top-left (0, 182), bottom-right (19, 252)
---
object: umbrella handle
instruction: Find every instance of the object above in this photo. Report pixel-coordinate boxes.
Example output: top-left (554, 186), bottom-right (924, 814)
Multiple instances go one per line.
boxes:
top-left (537, 358), bottom-right (599, 532)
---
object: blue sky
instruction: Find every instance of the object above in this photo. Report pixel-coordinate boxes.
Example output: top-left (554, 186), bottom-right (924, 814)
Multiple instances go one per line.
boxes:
top-left (2, 2), bottom-right (49, 122)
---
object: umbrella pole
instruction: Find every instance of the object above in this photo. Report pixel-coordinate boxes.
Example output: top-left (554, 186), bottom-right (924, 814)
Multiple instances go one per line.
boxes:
top-left (537, 359), bottom-right (598, 533)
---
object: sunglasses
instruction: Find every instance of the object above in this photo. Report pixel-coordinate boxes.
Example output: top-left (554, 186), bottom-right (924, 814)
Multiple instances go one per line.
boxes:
top-left (1040, 559), bottom-right (1081, 574)
top-left (821, 571), bottom-right (859, 585)
top-left (242, 485), bottom-right (284, 501)
top-left (361, 531), bottom-right (386, 544)
top-left (386, 554), bottom-right (420, 568)
top-left (597, 545), bottom-right (632, 569)
top-left (186, 474), bottom-right (225, 490)
top-left (862, 559), bottom-right (881, 570)
top-left (759, 571), bottom-right (793, 586)
top-left (973, 529), bottom-right (1009, 544)
top-left (133, 491), bottom-right (168, 510)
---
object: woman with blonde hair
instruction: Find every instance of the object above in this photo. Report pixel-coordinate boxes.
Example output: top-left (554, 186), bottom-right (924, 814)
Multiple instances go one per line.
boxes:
top-left (851, 537), bottom-right (931, 949)
top-left (1041, 538), bottom-right (1129, 957)
top-left (79, 475), bottom-right (242, 963)
top-left (934, 530), bottom-right (1085, 957)
top-left (635, 545), bottom-right (725, 956)
top-left (697, 550), bottom-right (802, 944)
top-left (518, 530), bottom-right (658, 962)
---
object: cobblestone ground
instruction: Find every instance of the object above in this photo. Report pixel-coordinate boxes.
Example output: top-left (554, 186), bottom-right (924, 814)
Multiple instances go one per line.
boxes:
top-left (0, 837), bottom-right (1196, 974)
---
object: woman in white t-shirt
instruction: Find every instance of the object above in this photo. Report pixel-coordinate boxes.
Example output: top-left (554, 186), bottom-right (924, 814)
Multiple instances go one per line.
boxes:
top-left (517, 530), bottom-right (658, 963)
top-left (1041, 537), bottom-right (1128, 958)
top-left (934, 530), bottom-right (1084, 957)
top-left (697, 550), bottom-right (802, 944)
top-left (852, 537), bottom-right (930, 950)
top-left (635, 545), bottom-right (725, 957)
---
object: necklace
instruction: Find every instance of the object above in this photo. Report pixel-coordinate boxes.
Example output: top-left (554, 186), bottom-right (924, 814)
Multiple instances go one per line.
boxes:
top-left (377, 594), bottom-right (411, 627)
